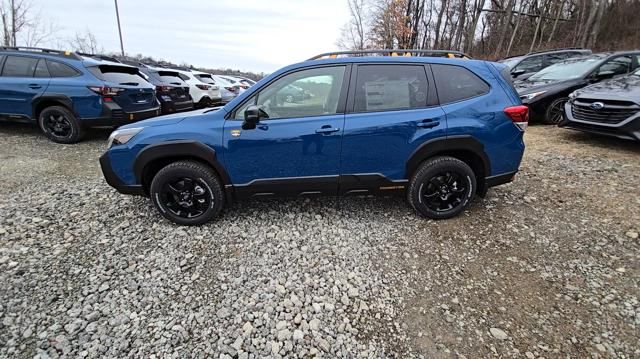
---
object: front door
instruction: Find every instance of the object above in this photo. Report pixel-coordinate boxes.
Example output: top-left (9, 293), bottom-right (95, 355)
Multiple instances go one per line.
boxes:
top-left (223, 65), bottom-right (348, 198)
top-left (339, 63), bottom-right (447, 194)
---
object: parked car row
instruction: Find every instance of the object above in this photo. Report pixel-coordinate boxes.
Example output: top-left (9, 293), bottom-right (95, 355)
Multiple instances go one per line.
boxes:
top-left (0, 47), bottom-right (257, 143)
top-left (501, 48), bottom-right (640, 141)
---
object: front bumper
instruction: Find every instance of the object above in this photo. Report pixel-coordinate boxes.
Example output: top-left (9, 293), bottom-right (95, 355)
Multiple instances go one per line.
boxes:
top-left (559, 102), bottom-right (640, 141)
top-left (99, 152), bottom-right (145, 196)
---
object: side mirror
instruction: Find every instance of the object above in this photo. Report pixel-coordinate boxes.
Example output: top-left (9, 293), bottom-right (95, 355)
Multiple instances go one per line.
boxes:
top-left (242, 105), bottom-right (267, 130)
top-left (511, 69), bottom-right (526, 77)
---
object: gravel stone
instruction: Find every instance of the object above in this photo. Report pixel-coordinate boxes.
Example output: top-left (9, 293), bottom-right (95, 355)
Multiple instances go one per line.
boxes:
top-left (1, 122), bottom-right (639, 357)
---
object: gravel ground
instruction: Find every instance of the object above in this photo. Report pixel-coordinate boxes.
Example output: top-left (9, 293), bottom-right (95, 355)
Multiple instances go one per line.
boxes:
top-left (0, 122), bottom-right (638, 358)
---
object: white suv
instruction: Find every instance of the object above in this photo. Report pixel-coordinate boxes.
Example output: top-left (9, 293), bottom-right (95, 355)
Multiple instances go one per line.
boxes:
top-left (174, 69), bottom-right (222, 107)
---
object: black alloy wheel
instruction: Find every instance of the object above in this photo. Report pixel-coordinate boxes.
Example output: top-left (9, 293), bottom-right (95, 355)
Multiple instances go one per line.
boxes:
top-left (150, 160), bottom-right (224, 225)
top-left (543, 97), bottom-right (568, 125)
top-left (38, 106), bottom-right (84, 144)
top-left (408, 156), bottom-right (476, 219)
top-left (160, 177), bottom-right (212, 219)
top-left (419, 171), bottom-right (468, 212)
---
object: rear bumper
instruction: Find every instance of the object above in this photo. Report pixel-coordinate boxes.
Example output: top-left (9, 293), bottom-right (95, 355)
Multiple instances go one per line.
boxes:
top-left (160, 99), bottom-right (194, 114)
top-left (559, 102), bottom-right (640, 141)
top-left (99, 152), bottom-right (145, 196)
top-left (84, 103), bottom-right (161, 127)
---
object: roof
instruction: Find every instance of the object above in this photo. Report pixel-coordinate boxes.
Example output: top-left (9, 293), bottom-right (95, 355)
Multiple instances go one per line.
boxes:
top-left (308, 49), bottom-right (471, 60)
top-left (502, 47), bottom-right (591, 60)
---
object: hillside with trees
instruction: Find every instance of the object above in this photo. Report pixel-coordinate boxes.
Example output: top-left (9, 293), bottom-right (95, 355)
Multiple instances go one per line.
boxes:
top-left (338, 0), bottom-right (640, 60)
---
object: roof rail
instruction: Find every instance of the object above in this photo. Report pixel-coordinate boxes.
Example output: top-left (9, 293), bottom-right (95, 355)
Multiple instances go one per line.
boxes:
top-left (76, 52), bottom-right (122, 63)
top-left (503, 47), bottom-right (590, 59)
top-left (308, 49), bottom-right (472, 61)
top-left (0, 46), bottom-right (82, 60)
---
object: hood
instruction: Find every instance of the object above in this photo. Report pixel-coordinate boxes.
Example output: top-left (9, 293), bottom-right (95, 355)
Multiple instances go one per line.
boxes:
top-left (119, 108), bottom-right (221, 129)
top-left (572, 74), bottom-right (640, 102)
top-left (515, 78), bottom-right (582, 95)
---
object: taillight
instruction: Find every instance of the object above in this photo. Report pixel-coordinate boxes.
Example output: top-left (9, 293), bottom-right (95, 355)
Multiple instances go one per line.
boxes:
top-left (196, 84), bottom-right (211, 90)
top-left (88, 86), bottom-right (125, 96)
top-left (504, 105), bottom-right (529, 131)
top-left (225, 86), bottom-right (236, 93)
top-left (156, 86), bottom-right (171, 93)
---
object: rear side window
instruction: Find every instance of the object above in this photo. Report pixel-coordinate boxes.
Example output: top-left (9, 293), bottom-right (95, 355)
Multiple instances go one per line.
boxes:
top-left (432, 64), bottom-right (489, 104)
top-left (89, 65), bottom-right (145, 84)
top-left (2, 56), bottom-right (38, 77)
top-left (354, 65), bottom-right (428, 112)
top-left (34, 59), bottom-right (50, 77)
top-left (46, 60), bottom-right (79, 77)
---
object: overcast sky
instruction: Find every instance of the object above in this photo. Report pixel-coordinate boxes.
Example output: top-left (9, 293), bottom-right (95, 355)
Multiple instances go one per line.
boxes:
top-left (38, 0), bottom-right (350, 73)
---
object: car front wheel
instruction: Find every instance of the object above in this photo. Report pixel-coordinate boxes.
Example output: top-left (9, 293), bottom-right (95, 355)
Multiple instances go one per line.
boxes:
top-left (407, 156), bottom-right (476, 219)
top-left (150, 160), bottom-right (224, 225)
top-left (543, 97), bottom-right (568, 125)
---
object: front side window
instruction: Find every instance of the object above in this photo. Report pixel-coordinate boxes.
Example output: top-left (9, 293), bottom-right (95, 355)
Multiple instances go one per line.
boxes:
top-left (597, 56), bottom-right (632, 76)
top-left (2, 56), bottom-right (38, 77)
top-left (234, 66), bottom-right (345, 120)
top-left (46, 60), bottom-right (79, 77)
top-left (354, 65), bottom-right (428, 112)
top-left (432, 64), bottom-right (489, 104)
top-left (513, 56), bottom-right (543, 73)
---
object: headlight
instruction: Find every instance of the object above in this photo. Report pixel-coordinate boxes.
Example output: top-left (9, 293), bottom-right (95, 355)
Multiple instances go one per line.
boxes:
top-left (520, 91), bottom-right (547, 101)
top-left (107, 127), bottom-right (143, 148)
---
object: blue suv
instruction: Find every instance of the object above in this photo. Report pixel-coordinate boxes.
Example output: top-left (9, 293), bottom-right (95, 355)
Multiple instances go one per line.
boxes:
top-left (0, 47), bottom-right (160, 143)
top-left (99, 50), bottom-right (528, 225)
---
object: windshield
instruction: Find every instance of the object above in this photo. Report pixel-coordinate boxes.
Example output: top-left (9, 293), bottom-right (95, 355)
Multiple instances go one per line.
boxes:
top-left (500, 58), bottom-right (521, 69)
top-left (528, 58), bottom-right (599, 81)
top-left (195, 74), bottom-right (216, 84)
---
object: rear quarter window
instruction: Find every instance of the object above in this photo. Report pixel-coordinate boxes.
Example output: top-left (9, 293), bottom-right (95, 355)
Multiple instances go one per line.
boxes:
top-left (46, 60), bottom-right (79, 77)
top-left (432, 64), bottom-right (489, 104)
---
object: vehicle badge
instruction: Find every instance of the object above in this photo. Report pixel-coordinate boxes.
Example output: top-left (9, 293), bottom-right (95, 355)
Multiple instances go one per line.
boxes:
top-left (231, 129), bottom-right (241, 137)
top-left (590, 102), bottom-right (605, 110)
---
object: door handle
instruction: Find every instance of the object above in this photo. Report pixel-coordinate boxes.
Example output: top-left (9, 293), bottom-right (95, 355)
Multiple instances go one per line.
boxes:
top-left (417, 119), bottom-right (440, 129)
top-left (316, 126), bottom-right (340, 134)
top-left (28, 84), bottom-right (42, 89)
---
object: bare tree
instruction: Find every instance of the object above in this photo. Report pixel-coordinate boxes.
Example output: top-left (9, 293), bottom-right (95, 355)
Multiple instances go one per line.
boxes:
top-left (68, 28), bottom-right (103, 53)
top-left (337, 0), bottom-right (370, 50)
top-left (0, 0), bottom-right (57, 47)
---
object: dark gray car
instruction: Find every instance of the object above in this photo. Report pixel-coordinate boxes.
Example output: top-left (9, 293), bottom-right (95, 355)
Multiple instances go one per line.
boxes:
top-left (560, 68), bottom-right (640, 141)
top-left (500, 48), bottom-right (592, 80)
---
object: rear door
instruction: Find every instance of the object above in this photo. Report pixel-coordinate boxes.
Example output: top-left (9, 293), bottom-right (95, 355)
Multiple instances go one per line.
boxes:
top-left (339, 63), bottom-right (446, 194)
top-left (0, 55), bottom-right (49, 118)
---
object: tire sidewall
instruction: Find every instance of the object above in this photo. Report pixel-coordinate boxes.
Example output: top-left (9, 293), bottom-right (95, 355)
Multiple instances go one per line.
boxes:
top-left (38, 106), bottom-right (82, 144)
top-left (150, 163), bottom-right (223, 225)
top-left (409, 158), bottom-right (476, 219)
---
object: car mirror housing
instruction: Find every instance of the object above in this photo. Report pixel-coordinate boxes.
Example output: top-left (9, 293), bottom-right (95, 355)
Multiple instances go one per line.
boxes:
top-left (242, 105), bottom-right (268, 130)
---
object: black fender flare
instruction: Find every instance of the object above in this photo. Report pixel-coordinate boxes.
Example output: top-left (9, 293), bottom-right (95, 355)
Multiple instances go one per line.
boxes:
top-left (31, 94), bottom-right (74, 118)
top-left (405, 135), bottom-right (491, 179)
top-left (133, 140), bottom-right (231, 185)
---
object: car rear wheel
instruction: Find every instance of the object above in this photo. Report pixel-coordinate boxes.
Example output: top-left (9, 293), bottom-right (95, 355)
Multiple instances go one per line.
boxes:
top-left (38, 106), bottom-right (84, 144)
top-left (543, 97), bottom-right (568, 125)
top-left (407, 156), bottom-right (476, 219)
top-left (150, 160), bottom-right (224, 225)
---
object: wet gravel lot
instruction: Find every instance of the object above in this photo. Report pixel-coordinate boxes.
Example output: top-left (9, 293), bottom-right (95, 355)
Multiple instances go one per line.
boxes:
top-left (0, 122), bottom-right (639, 358)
